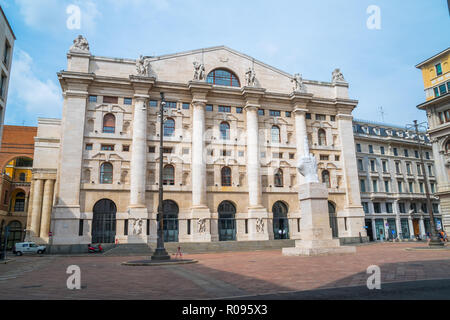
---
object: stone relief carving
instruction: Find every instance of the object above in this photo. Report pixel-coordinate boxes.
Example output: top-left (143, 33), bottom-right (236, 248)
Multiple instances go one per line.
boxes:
top-left (256, 218), bottom-right (264, 233)
top-left (292, 73), bottom-right (306, 93)
top-left (331, 68), bottom-right (345, 82)
top-left (136, 55), bottom-right (152, 76)
top-left (197, 218), bottom-right (207, 233)
top-left (245, 67), bottom-right (256, 87)
top-left (132, 218), bottom-right (143, 235)
top-left (193, 61), bottom-right (205, 81)
top-left (69, 35), bottom-right (90, 53)
top-left (297, 136), bottom-right (319, 183)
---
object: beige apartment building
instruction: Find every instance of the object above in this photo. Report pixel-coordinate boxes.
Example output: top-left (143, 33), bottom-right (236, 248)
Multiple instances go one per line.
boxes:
top-left (26, 36), bottom-right (368, 250)
top-left (353, 120), bottom-right (442, 241)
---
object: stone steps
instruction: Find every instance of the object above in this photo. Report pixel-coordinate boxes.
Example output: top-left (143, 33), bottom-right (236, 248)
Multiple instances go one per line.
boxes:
top-left (103, 240), bottom-right (296, 256)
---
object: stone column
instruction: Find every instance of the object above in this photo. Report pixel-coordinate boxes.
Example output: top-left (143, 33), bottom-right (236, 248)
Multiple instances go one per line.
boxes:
top-left (191, 101), bottom-right (207, 208)
top-left (419, 217), bottom-right (425, 237)
top-left (408, 217), bottom-right (414, 239)
top-left (371, 219), bottom-right (377, 241)
top-left (129, 96), bottom-right (148, 207)
top-left (25, 179), bottom-right (35, 239)
top-left (39, 179), bottom-right (55, 240)
top-left (294, 108), bottom-right (308, 186)
top-left (30, 179), bottom-right (44, 238)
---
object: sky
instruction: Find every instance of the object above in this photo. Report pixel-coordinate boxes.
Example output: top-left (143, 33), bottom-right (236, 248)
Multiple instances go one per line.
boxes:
top-left (0, 0), bottom-right (449, 127)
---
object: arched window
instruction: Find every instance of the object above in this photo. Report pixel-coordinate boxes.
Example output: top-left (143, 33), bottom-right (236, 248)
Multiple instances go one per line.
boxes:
top-left (273, 201), bottom-right (289, 240)
top-left (322, 170), bottom-right (330, 188)
top-left (220, 122), bottom-right (230, 140)
top-left (271, 126), bottom-right (280, 143)
top-left (103, 113), bottom-right (116, 133)
top-left (221, 167), bottom-right (232, 186)
top-left (164, 118), bottom-right (175, 137)
top-left (318, 129), bottom-right (327, 146)
top-left (100, 162), bottom-right (113, 184)
top-left (274, 169), bottom-right (283, 187)
top-left (207, 69), bottom-right (240, 87)
top-left (163, 165), bottom-right (175, 185)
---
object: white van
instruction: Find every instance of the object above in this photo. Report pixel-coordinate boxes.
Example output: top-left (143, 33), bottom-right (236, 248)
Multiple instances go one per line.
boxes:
top-left (13, 242), bottom-right (46, 256)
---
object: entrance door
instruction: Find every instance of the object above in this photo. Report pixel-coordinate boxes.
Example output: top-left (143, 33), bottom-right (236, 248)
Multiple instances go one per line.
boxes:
top-left (92, 199), bottom-right (117, 244)
top-left (328, 202), bottom-right (338, 238)
top-left (375, 219), bottom-right (385, 240)
top-left (365, 220), bottom-right (374, 241)
top-left (162, 200), bottom-right (179, 242)
top-left (400, 218), bottom-right (410, 239)
top-left (273, 201), bottom-right (289, 240)
top-left (387, 219), bottom-right (397, 240)
top-left (218, 201), bottom-right (236, 241)
top-left (6, 221), bottom-right (22, 250)
top-left (413, 219), bottom-right (420, 236)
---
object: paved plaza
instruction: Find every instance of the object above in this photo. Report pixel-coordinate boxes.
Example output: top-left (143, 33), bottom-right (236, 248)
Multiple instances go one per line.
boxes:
top-left (1, 242), bottom-right (450, 300)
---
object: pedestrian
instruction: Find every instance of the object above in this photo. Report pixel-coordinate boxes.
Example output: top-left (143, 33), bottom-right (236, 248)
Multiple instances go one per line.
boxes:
top-left (444, 231), bottom-right (448, 242)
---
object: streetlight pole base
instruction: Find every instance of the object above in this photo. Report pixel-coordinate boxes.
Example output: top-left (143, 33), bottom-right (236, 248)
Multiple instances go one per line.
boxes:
top-left (151, 248), bottom-right (170, 260)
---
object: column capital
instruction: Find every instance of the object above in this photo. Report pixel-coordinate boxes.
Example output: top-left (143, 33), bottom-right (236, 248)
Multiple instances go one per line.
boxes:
top-left (293, 107), bottom-right (309, 115)
top-left (244, 103), bottom-right (259, 112)
top-left (336, 113), bottom-right (353, 121)
top-left (129, 75), bottom-right (155, 96)
top-left (192, 99), bottom-right (207, 108)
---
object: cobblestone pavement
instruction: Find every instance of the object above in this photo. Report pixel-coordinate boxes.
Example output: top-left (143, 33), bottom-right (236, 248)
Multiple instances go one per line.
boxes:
top-left (0, 242), bottom-right (449, 299)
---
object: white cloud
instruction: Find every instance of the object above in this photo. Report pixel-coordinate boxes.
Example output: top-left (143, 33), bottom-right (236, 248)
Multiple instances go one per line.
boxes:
top-left (8, 48), bottom-right (62, 120)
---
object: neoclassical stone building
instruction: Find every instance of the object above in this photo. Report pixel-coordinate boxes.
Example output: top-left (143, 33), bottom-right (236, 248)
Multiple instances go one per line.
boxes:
top-left (27, 37), bottom-right (367, 247)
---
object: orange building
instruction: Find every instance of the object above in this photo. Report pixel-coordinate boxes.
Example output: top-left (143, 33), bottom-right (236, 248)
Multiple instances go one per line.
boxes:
top-left (0, 125), bottom-right (37, 249)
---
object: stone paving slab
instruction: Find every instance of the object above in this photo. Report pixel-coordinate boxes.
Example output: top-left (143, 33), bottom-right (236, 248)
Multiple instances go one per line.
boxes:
top-left (0, 242), bottom-right (449, 299)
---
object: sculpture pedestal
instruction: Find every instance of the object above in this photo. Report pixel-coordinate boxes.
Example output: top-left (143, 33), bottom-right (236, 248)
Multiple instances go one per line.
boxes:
top-left (282, 182), bottom-right (355, 256)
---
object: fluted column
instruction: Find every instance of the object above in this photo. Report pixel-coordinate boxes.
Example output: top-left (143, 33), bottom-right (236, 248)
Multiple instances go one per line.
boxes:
top-left (191, 101), bottom-right (207, 208)
top-left (419, 217), bottom-right (425, 237)
top-left (408, 217), bottom-right (414, 239)
top-left (30, 179), bottom-right (44, 237)
top-left (129, 96), bottom-right (148, 207)
top-left (245, 105), bottom-right (262, 208)
top-left (371, 219), bottom-right (377, 240)
top-left (39, 179), bottom-right (55, 239)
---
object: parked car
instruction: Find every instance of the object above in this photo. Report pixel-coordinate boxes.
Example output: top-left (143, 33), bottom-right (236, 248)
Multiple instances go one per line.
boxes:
top-left (13, 242), bottom-right (46, 256)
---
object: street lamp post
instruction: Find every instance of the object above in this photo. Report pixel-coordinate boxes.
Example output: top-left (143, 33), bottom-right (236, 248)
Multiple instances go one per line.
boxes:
top-left (151, 92), bottom-right (170, 260)
top-left (407, 120), bottom-right (443, 247)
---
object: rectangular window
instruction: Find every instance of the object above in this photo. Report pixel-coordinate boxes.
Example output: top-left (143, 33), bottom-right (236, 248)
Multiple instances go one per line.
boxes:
top-left (3, 40), bottom-right (10, 66)
top-left (89, 95), bottom-right (97, 103)
top-left (380, 146), bottom-right (385, 155)
top-left (386, 203), bottom-right (393, 213)
top-left (165, 101), bottom-right (177, 109)
top-left (0, 74), bottom-right (6, 98)
top-left (78, 219), bottom-right (84, 236)
top-left (286, 111), bottom-right (291, 118)
top-left (406, 163), bottom-right (411, 174)
top-left (236, 107), bottom-right (243, 114)
top-left (360, 179), bottom-right (366, 192)
top-left (147, 219), bottom-right (150, 236)
top-left (398, 181), bottom-right (403, 193)
top-left (258, 109), bottom-right (265, 116)
top-left (368, 145), bottom-right (373, 153)
top-left (289, 153), bottom-right (295, 159)
top-left (306, 113), bottom-right (311, 119)
top-left (182, 103), bottom-right (190, 110)
top-left (101, 144), bottom-right (114, 151)
top-left (148, 146), bottom-right (155, 153)
top-left (434, 87), bottom-right (440, 98)
top-left (335, 155), bottom-right (340, 161)
top-left (245, 219), bottom-right (248, 234)
top-left (122, 145), bottom-right (130, 152)
top-left (428, 165), bottom-right (433, 176)
top-left (269, 110), bottom-right (281, 117)
top-left (425, 152), bottom-right (430, 160)
top-left (409, 182), bottom-right (414, 193)
top-left (432, 203), bottom-right (439, 213)
top-left (410, 203), bottom-right (417, 213)
top-left (124, 220), bottom-right (128, 236)
top-left (124, 98), bottom-right (132, 105)
top-left (419, 182), bottom-right (424, 193)
top-left (85, 144), bottom-right (93, 150)
top-left (417, 164), bottom-right (422, 175)
top-left (222, 150), bottom-right (231, 157)
top-left (395, 162), bottom-right (401, 174)
top-left (182, 148), bottom-right (189, 155)
top-left (218, 105), bottom-right (231, 113)
top-left (439, 84), bottom-right (447, 95)
top-left (384, 180), bottom-right (390, 193)
top-left (356, 144), bottom-right (361, 152)
top-left (238, 151), bottom-right (244, 157)
top-left (436, 63), bottom-right (443, 76)
top-left (393, 148), bottom-right (398, 156)
top-left (399, 202), bottom-right (406, 213)
top-left (374, 203), bottom-right (381, 214)
top-left (330, 115), bottom-right (336, 122)
top-left (149, 100), bottom-right (158, 107)
top-left (358, 159), bottom-right (364, 171)
top-left (320, 155), bottom-right (329, 161)
top-left (3, 190), bottom-right (7, 205)
top-left (206, 104), bottom-right (213, 112)
top-left (362, 202), bottom-right (369, 214)
top-left (272, 152), bottom-right (283, 159)
top-left (382, 160), bottom-right (387, 172)
top-left (103, 96), bottom-right (118, 104)
top-left (187, 219), bottom-right (191, 235)
top-left (370, 160), bottom-right (376, 172)
top-left (163, 147), bottom-right (173, 154)
top-left (404, 149), bottom-right (409, 157)
top-left (431, 183), bottom-right (435, 193)
top-left (315, 114), bottom-right (326, 121)
top-left (260, 152), bottom-right (266, 158)
top-left (372, 180), bottom-right (378, 192)
top-left (415, 150), bottom-right (419, 158)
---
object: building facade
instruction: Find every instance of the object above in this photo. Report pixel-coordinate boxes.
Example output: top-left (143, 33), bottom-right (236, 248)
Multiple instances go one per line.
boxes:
top-left (0, 125), bottom-right (37, 249)
top-left (416, 48), bottom-right (450, 232)
top-left (0, 6), bottom-right (15, 149)
top-left (27, 37), bottom-right (368, 247)
top-left (353, 120), bottom-right (442, 241)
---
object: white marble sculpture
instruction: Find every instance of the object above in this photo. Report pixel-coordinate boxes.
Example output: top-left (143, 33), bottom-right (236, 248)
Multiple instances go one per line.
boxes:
top-left (256, 218), bottom-right (264, 233)
top-left (69, 35), bottom-right (90, 53)
top-left (136, 55), bottom-right (151, 76)
top-left (292, 73), bottom-right (306, 93)
top-left (332, 68), bottom-right (345, 82)
top-left (245, 67), bottom-right (256, 87)
top-left (197, 218), bottom-right (207, 233)
top-left (132, 218), bottom-right (143, 235)
top-left (297, 137), bottom-right (319, 183)
top-left (193, 61), bottom-right (205, 81)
